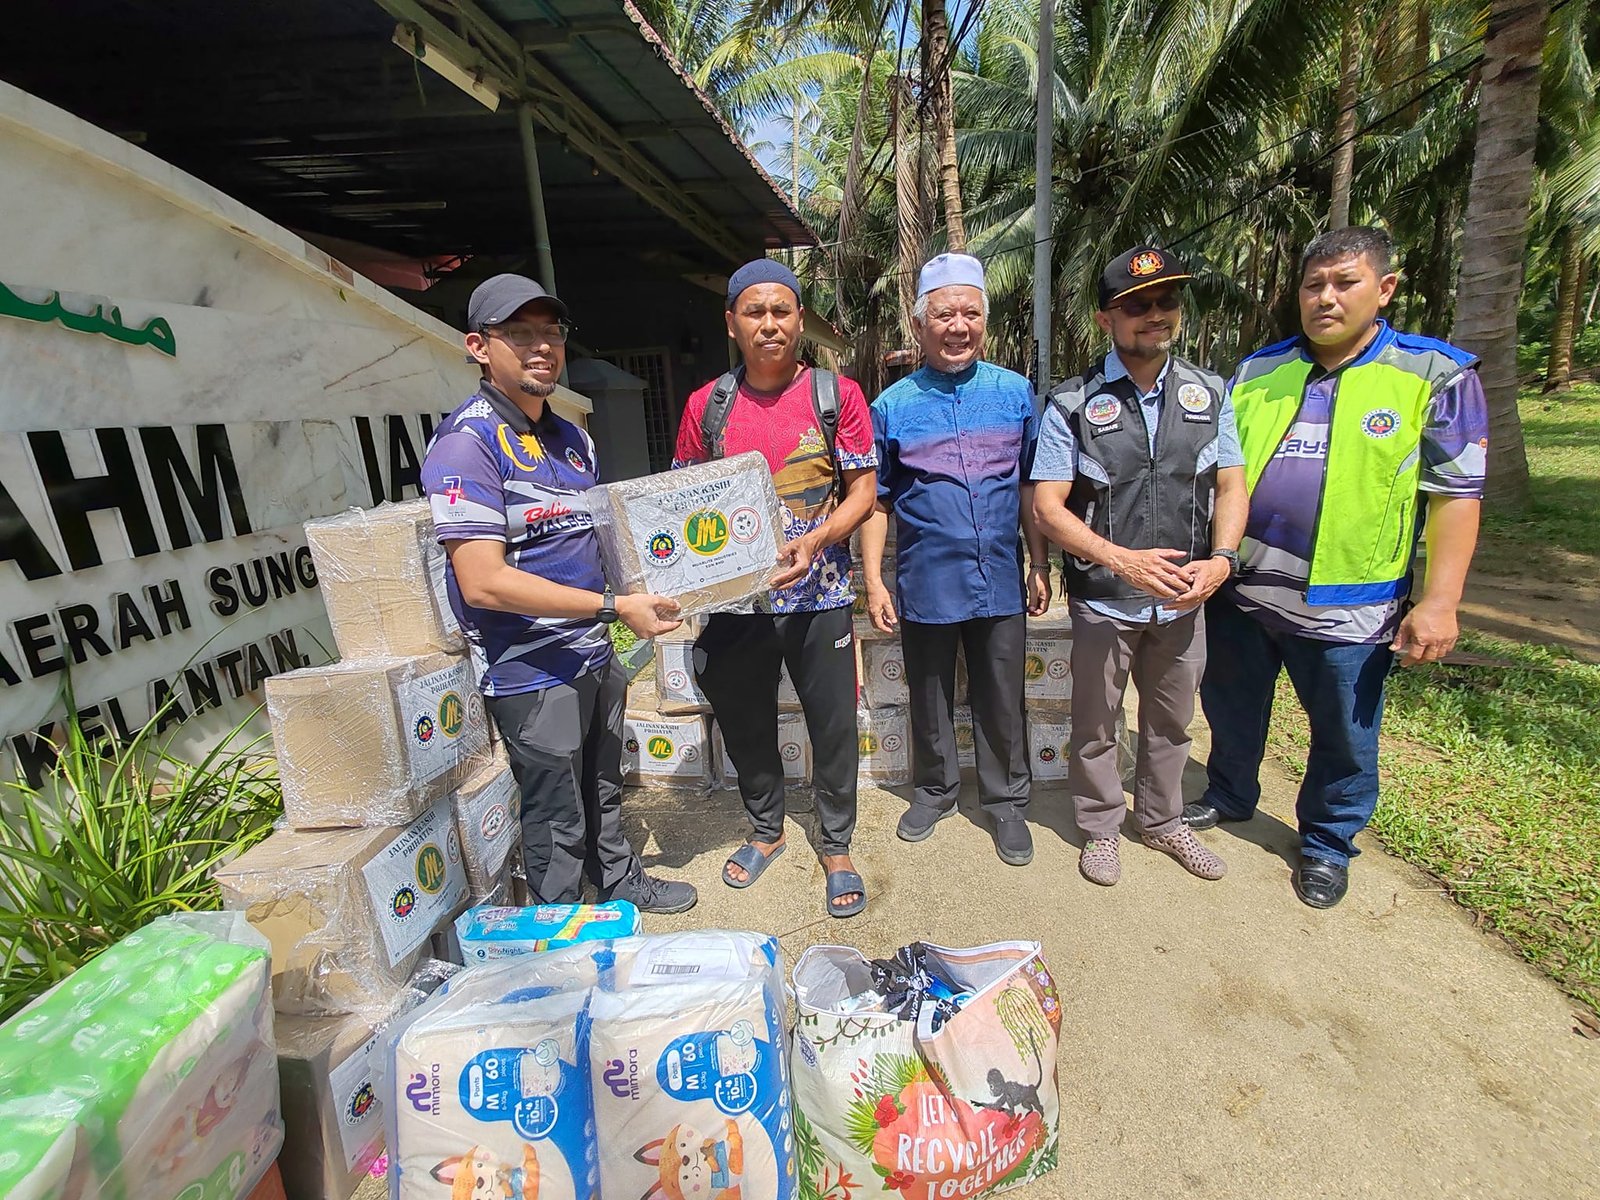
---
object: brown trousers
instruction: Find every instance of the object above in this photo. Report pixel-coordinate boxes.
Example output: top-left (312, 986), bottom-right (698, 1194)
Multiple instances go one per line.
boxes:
top-left (1067, 598), bottom-right (1206, 839)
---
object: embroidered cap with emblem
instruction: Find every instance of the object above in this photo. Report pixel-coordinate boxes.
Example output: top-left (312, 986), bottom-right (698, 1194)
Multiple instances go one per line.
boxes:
top-left (1098, 244), bottom-right (1193, 309)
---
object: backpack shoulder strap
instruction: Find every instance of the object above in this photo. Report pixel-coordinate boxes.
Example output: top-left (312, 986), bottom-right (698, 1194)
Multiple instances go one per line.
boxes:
top-left (810, 368), bottom-right (843, 501)
top-left (700, 369), bottom-right (742, 460)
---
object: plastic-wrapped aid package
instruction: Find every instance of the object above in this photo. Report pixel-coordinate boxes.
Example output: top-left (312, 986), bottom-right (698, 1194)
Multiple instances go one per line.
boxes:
top-left (276, 959), bottom-right (457, 1200)
top-left (0, 913), bottom-right (281, 1200)
top-left (623, 711), bottom-right (714, 790)
top-left (450, 760), bottom-right (520, 900)
top-left (454, 900), bottom-right (642, 962)
top-left (861, 638), bottom-right (908, 709)
top-left (304, 501), bottom-right (463, 659)
top-left (1027, 704), bottom-right (1073, 782)
top-left (652, 638), bottom-right (711, 714)
top-left (383, 930), bottom-right (793, 1200)
top-left (857, 705), bottom-right (911, 786)
top-left (266, 653), bottom-right (489, 829)
top-left (214, 800), bottom-right (468, 1016)
top-left (589, 451), bottom-right (783, 618)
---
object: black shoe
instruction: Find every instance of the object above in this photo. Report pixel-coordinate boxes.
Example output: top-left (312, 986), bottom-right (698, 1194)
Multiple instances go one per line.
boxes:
top-left (897, 803), bottom-right (955, 843)
top-left (994, 819), bottom-right (1033, 866)
top-left (602, 870), bottom-right (698, 915)
top-left (1292, 857), bottom-right (1349, 909)
top-left (1181, 800), bottom-right (1249, 831)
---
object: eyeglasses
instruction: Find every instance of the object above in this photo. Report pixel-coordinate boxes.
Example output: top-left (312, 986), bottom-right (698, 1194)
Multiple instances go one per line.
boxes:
top-left (487, 322), bottom-right (572, 347)
top-left (1113, 293), bottom-right (1182, 317)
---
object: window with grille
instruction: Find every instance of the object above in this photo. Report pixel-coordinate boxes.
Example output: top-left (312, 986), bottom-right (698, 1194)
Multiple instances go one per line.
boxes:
top-left (601, 347), bottom-right (675, 471)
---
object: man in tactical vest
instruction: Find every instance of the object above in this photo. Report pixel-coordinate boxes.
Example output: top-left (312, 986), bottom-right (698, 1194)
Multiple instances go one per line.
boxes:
top-left (672, 259), bottom-right (880, 917)
top-left (860, 253), bottom-right (1051, 866)
top-left (1184, 226), bottom-right (1486, 909)
top-left (1033, 246), bottom-right (1249, 887)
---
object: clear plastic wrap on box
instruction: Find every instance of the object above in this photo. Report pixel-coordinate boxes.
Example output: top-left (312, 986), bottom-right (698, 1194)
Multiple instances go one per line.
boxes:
top-left (275, 959), bottom-right (456, 1200)
top-left (304, 501), bottom-right (463, 659)
top-left (857, 705), bottom-right (911, 786)
top-left (450, 760), bottom-right (520, 899)
top-left (652, 638), bottom-right (710, 714)
top-left (1023, 633), bottom-right (1073, 702)
top-left (0, 913), bottom-right (281, 1200)
top-left (1027, 703), bottom-right (1073, 782)
top-left (266, 653), bottom-right (489, 829)
top-left (861, 637), bottom-right (909, 709)
top-left (384, 930), bottom-right (794, 1200)
top-left (623, 711), bottom-right (714, 790)
top-left (214, 801), bottom-right (468, 1016)
top-left (590, 451), bottom-right (782, 618)
top-left (712, 712), bottom-right (810, 786)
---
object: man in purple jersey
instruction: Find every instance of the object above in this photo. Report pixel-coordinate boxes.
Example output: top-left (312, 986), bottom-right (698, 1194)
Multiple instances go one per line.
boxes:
top-left (421, 274), bottom-right (696, 913)
top-left (1184, 227), bottom-right (1486, 908)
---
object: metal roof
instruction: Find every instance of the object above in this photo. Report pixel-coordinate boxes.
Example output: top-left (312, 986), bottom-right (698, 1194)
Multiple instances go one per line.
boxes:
top-left (0, 0), bottom-right (814, 272)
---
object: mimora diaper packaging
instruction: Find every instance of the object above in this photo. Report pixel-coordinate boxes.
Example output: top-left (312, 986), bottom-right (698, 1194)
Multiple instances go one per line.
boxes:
top-left (384, 930), bottom-right (796, 1200)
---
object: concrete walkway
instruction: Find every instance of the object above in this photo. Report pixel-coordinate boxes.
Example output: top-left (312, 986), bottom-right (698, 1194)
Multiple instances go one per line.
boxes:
top-left (624, 721), bottom-right (1600, 1200)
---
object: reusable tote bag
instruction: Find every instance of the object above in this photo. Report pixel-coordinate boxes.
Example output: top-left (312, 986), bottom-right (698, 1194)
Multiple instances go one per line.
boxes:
top-left (789, 940), bottom-right (1063, 1199)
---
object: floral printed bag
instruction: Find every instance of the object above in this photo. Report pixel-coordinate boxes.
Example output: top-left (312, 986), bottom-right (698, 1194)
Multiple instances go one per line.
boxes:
top-left (789, 940), bottom-right (1062, 1200)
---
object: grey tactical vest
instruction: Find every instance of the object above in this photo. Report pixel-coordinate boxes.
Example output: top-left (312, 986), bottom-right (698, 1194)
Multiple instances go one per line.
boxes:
top-left (1046, 356), bottom-right (1225, 601)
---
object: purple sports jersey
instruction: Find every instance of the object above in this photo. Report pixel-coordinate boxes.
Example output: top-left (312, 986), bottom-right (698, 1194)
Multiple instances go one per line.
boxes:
top-left (872, 360), bottom-right (1039, 624)
top-left (1229, 328), bottom-right (1489, 643)
top-left (420, 384), bottom-right (612, 695)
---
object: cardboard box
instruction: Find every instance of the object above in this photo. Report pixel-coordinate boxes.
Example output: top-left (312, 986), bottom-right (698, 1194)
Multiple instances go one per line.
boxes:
top-left (622, 711), bottom-right (713, 789)
top-left (451, 761), bottom-right (519, 900)
top-left (275, 1014), bottom-right (383, 1200)
top-left (304, 500), bottom-right (462, 659)
top-left (954, 705), bottom-right (976, 771)
top-left (245, 1163), bottom-right (288, 1200)
top-left (590, 452), bottom-right (782, 618)
top-left (1023, 635), bottom-right (1073, 702)
top-left (857, 706), bottom-right (911, 786)
top-left (266, 653), bottom-right (489, 829)
top-left (215, 801), bottom-right (467, 1015)
top-left (777, 658), bottom-right (803, 713)
top-left (861, 638), bottom-right (909, 709)
top-left (713, 712), bottom-right (810, 786)
top-left (1027, 706), bottom-right (1073, 782)
top-left (653, 638), bottom-right (710, 714)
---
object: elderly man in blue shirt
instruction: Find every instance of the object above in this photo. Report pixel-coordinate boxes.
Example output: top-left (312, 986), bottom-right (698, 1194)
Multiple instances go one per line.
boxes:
top-left (860, 253), bottom-right (1051, 866)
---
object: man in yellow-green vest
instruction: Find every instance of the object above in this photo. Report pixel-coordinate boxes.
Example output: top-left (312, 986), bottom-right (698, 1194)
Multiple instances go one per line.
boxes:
top-left (1182, 226), bottom-right (1486, 909)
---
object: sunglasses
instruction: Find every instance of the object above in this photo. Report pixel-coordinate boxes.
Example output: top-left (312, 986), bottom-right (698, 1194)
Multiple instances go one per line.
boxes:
top-left (1113, 293), bottom-right (1182, 317)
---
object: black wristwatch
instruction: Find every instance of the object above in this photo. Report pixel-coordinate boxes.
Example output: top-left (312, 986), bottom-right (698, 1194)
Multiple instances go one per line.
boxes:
top-left (597, 586), bottom-right (619, 624)
top-left (1211, 548), bottom-right (1241, 578)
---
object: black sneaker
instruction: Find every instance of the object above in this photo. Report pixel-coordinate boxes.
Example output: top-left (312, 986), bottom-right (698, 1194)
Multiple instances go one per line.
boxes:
top-left (603, 870), bottom-right (698, 914)
top-left (994, 819), bottom-right (1033, 866)
top-left (896, 803), bottom-right (955, 843)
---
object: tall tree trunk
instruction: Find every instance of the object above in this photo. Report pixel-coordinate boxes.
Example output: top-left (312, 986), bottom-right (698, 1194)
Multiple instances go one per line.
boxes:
top-left (1545, 225), bottom-right (1581, 391)
top-left (1452, 0), bottom-right (1550, 508)
top-left (894, 74), bottom-right (930, 347)
top-left (921, 0), bottom-right (967, 251)
top-left (1406, 0), bottom-right (1432, 124)
top-left (1329, 10), bottom-right (1361, 229)
top-left (834, 48), bottom-right (878, 286)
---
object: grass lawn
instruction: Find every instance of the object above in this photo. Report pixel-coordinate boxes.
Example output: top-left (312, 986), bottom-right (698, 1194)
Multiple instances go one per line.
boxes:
top-left (1267, 383), bottom-right (1600, 1017)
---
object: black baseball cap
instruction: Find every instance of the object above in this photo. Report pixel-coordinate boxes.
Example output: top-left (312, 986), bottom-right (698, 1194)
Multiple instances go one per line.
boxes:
top-left (1097, 246), bottom-right (1192, 309)
top-left (467, 273), bottom-right (568, 329)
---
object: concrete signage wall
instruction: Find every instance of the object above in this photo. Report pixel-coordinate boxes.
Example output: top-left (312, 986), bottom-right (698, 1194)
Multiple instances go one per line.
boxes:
top-left (0, 82), bottom-right (590, 784)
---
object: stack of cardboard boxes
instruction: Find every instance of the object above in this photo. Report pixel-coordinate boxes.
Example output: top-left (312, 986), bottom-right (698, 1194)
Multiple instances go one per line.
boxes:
top-left (214, 500), bottom-right (520, 1200)
top-left (852, 522), bottom-right (1080, 788)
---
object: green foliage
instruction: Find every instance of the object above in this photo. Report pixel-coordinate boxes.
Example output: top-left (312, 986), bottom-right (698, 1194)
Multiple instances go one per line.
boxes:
top-left (1478, 384), bottom-right (1600, 573)
top-left (1267, 633), bottom-right (1600, 1017)
top-left (0, 698), bottom-right (282, 1021)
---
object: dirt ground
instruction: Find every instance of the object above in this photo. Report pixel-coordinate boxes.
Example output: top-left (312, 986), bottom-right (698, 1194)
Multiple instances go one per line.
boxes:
top-left (1462, 554), bottom-right (1600, 663)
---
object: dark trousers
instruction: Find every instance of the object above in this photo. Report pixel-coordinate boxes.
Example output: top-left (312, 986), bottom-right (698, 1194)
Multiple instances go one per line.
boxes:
top-left (695, 606), bottom-right (859, 855)
top-left (1199, 590), bottom-right (1393, 866)
top-left (485, 656), bottom-right (639, 903)
top-left (901, 614), bottom-right (1029, 820)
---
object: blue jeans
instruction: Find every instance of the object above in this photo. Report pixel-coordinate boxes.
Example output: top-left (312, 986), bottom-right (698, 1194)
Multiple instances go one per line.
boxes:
top-left (1199, 591), bottom-right (1393, 867)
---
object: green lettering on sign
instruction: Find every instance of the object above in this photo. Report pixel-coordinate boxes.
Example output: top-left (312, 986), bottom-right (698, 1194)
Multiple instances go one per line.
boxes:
top-left (0, 279), bottom-right (177, 356)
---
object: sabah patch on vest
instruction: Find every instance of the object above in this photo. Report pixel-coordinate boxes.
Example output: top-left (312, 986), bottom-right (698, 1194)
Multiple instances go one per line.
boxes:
top-left (1084, 393), bottom-right (1122, 426)
top-left (1361, 408), bottom-right (1401, 439)
top-left (1177, 383), bottom-right (1212, 413)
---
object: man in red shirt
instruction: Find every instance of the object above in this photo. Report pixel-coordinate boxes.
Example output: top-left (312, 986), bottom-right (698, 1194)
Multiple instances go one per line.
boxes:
top-left (673, 260), bottom-right (879, 917)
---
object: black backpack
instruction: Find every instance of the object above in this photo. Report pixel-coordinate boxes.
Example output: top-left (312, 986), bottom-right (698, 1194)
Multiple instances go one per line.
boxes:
top-left (700, 367), bottom-right (842, 501)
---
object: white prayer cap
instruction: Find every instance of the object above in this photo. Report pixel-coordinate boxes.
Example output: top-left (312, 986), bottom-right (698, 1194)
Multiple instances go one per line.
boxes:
top-left (917, 253), bottom-right (986, 298)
